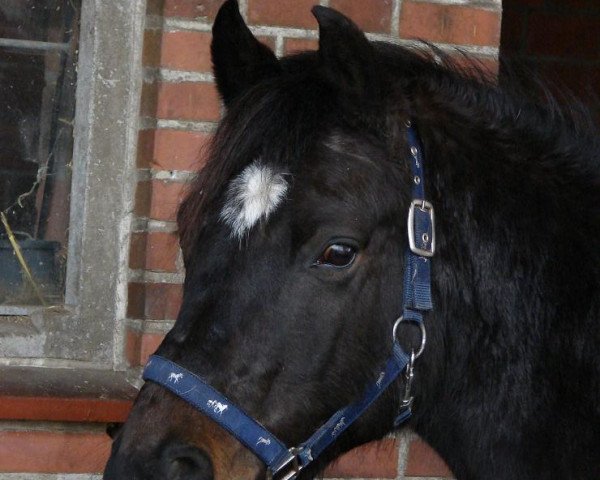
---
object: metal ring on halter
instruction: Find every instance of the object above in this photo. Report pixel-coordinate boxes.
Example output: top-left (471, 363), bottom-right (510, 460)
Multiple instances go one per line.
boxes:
top-left (392, 316), bottom-right (427, 359)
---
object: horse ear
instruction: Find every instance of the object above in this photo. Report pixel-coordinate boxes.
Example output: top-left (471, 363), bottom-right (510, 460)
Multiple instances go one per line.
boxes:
top-left (312, 6), bottom-right (379, 98)
top-left (211, 0), bottom-right (281, 106)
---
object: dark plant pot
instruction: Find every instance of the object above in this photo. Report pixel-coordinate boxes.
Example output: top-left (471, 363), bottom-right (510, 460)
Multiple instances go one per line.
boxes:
top-left (0, 239), bottom-right (61, 304)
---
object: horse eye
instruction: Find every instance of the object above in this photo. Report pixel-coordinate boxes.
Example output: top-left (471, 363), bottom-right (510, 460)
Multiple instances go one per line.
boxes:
top-left (315, 243), bottom-right (357, 268)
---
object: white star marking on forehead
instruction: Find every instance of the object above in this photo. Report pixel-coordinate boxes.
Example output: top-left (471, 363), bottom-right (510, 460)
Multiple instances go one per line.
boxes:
top-left (220, 161), bottom-right (288, 238)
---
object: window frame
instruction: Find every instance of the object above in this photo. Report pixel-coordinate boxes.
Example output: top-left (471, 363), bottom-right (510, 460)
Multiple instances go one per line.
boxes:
top-left (0, 0), bottom-right (146, 369)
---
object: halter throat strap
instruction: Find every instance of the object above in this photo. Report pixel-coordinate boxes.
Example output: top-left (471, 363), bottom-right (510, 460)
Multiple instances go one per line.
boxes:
top-left (142, 121), bottom-right (434, 480)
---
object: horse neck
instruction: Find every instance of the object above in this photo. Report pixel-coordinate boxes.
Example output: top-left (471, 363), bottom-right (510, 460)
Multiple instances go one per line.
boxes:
top-left (408, 101), bottom-right (600, 480)
top-left (417, 102), bottom-right (600, 368)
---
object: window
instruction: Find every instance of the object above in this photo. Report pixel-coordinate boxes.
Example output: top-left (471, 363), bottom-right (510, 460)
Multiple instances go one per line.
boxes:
top-left (0, 0), bottom-right (79, 306)
top-left (0, 0), bottom-right (146, 369)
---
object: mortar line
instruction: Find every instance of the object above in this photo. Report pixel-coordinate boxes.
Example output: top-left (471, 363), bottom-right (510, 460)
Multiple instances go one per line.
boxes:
top-left (406, 0), bottom-right (500, 10)
top-left (238, 0), bottom-right (248, 20)
top-left (392, 0), bottom-right (402, 38)
top-left (275, 35), bottom-right (285, 57)
top-left (132, 217), bottom-right (179, 233)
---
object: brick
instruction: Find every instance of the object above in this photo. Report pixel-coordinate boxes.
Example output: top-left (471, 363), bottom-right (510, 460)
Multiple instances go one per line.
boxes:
top-left (128, 282), bottom-right (183, 321)
top-left (0, 430), bottom-right (110, 473)
top-left (147, 232), bottom-right (180, 272)
top-left (137, 130), bottom-right (156, 168)
top-left (149, 180), bottom-right (187, 222)
top-left (145, 283), bottom-right (183, 319)
top-left (134, 180), bottom-right (152, 217)
top-left (127, 282), bottom-right (146, 318)
top-left (125, 330), bottom-right (166, 366)
top-left (130, 232), bottom-right (180, 272)
top-left (142, 29), bottom-right (162, 68)
top-left (157, 82), bottom-right (221, 121)
top-left (163, 0), bottom-right (222, 20)
top-left (0, 396), bottom-right (131, 423)
top-left (329, 0), bottom-right (392, 33)
top-left (140, 332), bottom-right (166, 364)
top-left (400, 2), bottom-right (501, 47)
top-left (324, 438), bottom-right (398, 478)
top-left (140, 82), bottom-right (159, 118)
top-left (257, 36), bottom-right (277, 52)
top-left (161, 31), bottom-right (212, 72)
top-left (129, 232), bottom-right (148, 270)
top-left (451, 54), bottom-right (499, 77)
top-left (146, 0), bottom-right (163, 15)
top-left (248, 0), bottom-right (317, 29)
top-left (151, 129), bottom-right (211, 171)
top-left (126, 329), bottom-right (164, 366)
top-left (476, 57), bottom-right (499, 76)
top-left (405, 439), bottom-right (454, 478)
top-left (284, 38), bottom-right (319, 55)
top-left (125, 329), bottom-right (142, 366)
top-left (526, 13), bottom-right (600, 59)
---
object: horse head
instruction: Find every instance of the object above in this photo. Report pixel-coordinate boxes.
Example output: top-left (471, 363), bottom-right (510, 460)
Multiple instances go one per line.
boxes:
top-left (105, 3), bottom-right (430, 478)
top-left (104, 1), bottom-right (600, 479)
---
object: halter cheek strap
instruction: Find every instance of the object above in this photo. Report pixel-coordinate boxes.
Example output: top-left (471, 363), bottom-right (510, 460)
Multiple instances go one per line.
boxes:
top-left (142, 121), bottom-right (434, 480)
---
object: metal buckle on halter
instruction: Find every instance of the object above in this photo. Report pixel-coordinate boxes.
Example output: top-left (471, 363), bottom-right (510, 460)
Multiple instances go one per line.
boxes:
top-left (266, 448), bottom-right (304, 480)
top-left (407, 199), bottom-right (435, 257)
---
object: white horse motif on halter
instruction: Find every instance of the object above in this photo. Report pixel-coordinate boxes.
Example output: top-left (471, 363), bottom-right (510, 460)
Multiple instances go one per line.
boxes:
top-left (256, 437), bottom-right (271, 446)
top-left (331, 417), bottom-right (346, 437)
top-left (207, 399), bottom-right (228, 415)
top-left (376, 371), bottom-right (386, 388)
top-left (168, 372), bottom-right (184, 384)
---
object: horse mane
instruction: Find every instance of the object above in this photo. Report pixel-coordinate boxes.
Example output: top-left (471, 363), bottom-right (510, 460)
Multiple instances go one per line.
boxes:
top-left (177, 42), bottom-right (600, 263)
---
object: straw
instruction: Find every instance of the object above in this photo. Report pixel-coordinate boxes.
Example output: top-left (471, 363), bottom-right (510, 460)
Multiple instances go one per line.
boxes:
top-left (0, 212), bottom-right (48, 306)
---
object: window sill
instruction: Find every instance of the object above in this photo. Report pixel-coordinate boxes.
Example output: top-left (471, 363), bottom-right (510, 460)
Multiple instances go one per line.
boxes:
top-left (0, 305), bottom-right (44, 316)
top-left (0, 365), bottom-right (137, 422)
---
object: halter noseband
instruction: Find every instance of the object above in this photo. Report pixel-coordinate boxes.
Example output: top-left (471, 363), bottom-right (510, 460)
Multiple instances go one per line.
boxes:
top-left (143, 120), bottom-right (435, 480)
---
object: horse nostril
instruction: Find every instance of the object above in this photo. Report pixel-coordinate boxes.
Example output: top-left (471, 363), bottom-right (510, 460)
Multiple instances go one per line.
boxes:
top-left (163, 443), bottom-right (214, 480)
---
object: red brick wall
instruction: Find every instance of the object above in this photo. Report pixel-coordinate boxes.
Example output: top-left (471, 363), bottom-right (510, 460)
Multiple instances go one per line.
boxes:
top-left (501, 0), bottom-right (600, 117)
top-left (0, 0), bottom-right (502, 478)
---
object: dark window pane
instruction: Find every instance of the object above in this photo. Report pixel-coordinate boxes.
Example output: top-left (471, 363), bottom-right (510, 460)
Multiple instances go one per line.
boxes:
top-left (0, 1), bottom-right (80, 305)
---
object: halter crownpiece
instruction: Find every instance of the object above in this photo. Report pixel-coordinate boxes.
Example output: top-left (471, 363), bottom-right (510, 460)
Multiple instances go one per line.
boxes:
top-left (143, 120), bottom-right (434, 480)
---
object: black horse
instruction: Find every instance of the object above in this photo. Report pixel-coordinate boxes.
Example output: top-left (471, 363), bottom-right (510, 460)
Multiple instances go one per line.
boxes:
top-left (105, 1), bottom-right (600, 479)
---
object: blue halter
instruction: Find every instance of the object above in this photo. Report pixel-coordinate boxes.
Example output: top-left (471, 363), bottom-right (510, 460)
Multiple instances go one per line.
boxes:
top-left (143, 121), bottom-right (434, 480)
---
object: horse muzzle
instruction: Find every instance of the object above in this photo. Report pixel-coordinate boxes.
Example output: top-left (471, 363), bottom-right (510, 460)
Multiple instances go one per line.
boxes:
top-left (103, 383), bottom-right (264, 480)
top-left (105, 440), bottom-right (214, 480)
